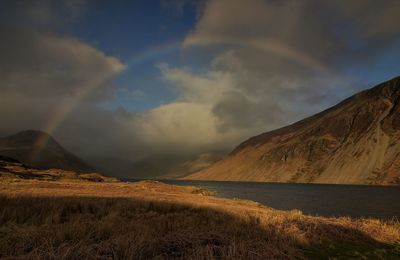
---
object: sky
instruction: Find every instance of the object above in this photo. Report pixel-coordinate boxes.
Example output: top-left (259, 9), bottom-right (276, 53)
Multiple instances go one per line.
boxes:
top-left (0, 0), bottom-right (399, 175)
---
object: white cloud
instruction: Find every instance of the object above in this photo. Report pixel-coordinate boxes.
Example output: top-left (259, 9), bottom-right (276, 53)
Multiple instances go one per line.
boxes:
top-left (158, 63), bottom-right (234, 103)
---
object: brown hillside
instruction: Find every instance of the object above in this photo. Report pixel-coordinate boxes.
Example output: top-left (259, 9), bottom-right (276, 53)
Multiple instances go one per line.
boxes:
top-left (0, 155), bottom-right (115, 182)
top-left (186, 76), bottom-right (400, 184)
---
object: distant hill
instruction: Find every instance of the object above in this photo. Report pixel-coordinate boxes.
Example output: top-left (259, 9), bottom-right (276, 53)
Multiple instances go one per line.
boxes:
top-left (0, 130), bottom-right (94, 172)
top-left (118, 152), bottom-right (225, 179)
top-left (186, 76), bottom-right (400, 185)
top-left (164, 153), bottom-right (224, 179)
top-left (0, 155), bottom-right (115, 182)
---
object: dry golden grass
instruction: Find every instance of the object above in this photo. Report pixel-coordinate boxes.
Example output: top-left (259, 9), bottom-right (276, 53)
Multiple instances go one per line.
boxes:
top-left (0, 179), bottom-right (399, 259)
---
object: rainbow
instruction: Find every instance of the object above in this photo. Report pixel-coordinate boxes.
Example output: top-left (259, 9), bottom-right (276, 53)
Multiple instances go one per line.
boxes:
top-left (29, 41), bottom-right (182, 162)
top-left (40, 41), bottom-right (182, 138)
top-left (31, 37), bottom-right (327, 162)
top-left (183, 36), bottom-right (330, 73)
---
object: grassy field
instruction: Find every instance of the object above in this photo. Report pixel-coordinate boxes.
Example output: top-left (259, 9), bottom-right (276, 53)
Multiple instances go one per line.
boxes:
top-left (0, 179), bottom-right (399, 259)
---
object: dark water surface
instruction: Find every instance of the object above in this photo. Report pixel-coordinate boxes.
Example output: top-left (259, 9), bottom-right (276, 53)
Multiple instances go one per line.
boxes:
top-left (127, 179), bottom-right (400, 219)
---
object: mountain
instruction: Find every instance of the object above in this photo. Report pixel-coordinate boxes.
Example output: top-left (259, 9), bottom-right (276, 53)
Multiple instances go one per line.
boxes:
top-left (120, 152), bottom-right (224, 179)
top-left (185, 76), bottom-right (400, 185)
top-left (127, 154), bottom-right (190, 179)
top-left (0, 130), bottom-right (94, 172)
top-left (163, 153), bottom-right (224, 179)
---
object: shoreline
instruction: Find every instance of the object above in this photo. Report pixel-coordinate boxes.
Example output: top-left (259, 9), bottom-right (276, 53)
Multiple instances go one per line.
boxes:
top-left (1, 178), bottom-right (399, 259)
top-left (123, 177), bottom-right (400, 187)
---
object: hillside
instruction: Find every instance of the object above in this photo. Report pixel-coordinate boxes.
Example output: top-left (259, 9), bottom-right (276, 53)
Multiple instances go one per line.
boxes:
top-left (0, 155), bottom-right (115, 182)
top-left (186, 76), bottom-right (400, 185)
top-left (0, 130), bottom-right (94, 172)
top-left (119, 152), bottom-right (224, 179)
top-left (163, 153), bottom-right (224, 179)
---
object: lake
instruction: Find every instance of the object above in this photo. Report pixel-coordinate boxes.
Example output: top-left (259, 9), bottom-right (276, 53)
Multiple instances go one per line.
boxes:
top-left (127, 179), bottom-right (400, 219)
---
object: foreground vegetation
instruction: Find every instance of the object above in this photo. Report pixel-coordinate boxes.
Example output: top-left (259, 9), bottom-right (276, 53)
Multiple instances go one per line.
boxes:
top-left (0, 179), bottom-right (399, 259)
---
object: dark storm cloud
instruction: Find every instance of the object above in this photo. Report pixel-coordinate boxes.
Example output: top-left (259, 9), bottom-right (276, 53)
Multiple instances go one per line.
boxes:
top-left (0, 28), bottom-right (123, 99)
top-left (0, 0), bottom-right (87, 31)
top-left (0, 2), bottom-right (127, 162)
top-left (181, 0), bottom-right (400, 135)
top-left (212, 90), bottom-right (283, 133)
top-left (187, 0), bottom-right (400, 65)
top-left (327, 1), bottom-right (400, 40)
top-left (0, 27), bottom-right (126, 158)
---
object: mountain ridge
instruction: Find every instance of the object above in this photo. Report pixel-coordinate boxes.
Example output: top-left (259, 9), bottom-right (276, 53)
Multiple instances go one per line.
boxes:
top-left (0, 130), bottom-right (94, 172)
top-left (185, 76), bottom-right (400, 185)
top-left (232, 76), bottom-right (400, 155)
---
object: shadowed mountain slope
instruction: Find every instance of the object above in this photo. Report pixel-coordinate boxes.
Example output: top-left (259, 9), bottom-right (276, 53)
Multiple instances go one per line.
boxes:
top-left (118, 152), bottom-right (225, 179)
top-left (0, 130), bottom-right (94, 172)
top-left (186, 76), bottom-right (400, 185)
